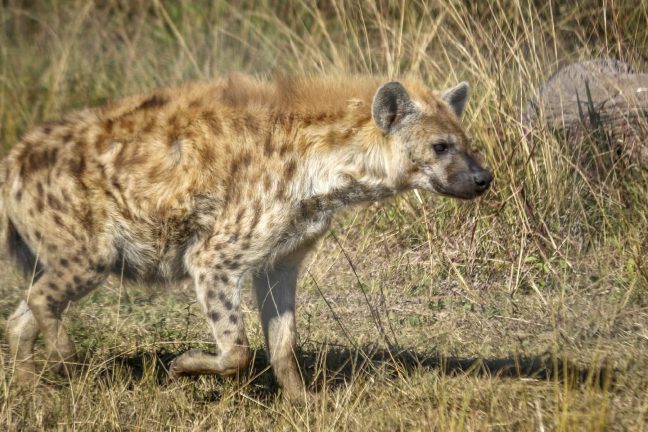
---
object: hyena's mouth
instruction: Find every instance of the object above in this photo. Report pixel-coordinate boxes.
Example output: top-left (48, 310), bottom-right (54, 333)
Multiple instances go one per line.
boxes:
top-left (429, 177), bottom-right (450, 196)
top-left (429, 176), bottom-right (489, 200)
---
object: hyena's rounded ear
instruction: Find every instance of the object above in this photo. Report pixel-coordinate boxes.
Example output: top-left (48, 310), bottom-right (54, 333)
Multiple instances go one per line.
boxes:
top-left (372, 81), bottom-right (414, 134)
top-left (441, 81), bottom-right (470, 118)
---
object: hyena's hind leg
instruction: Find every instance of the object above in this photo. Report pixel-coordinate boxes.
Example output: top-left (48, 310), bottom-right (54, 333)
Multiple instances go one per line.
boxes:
top-left (24, 262), bottom-right (109, 378)
top-left (6, 300), bottom-right (40, 382)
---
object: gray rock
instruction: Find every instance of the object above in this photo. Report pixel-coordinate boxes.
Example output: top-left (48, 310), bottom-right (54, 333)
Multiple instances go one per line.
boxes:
top-left (526, 59), bottom-right (648, 166)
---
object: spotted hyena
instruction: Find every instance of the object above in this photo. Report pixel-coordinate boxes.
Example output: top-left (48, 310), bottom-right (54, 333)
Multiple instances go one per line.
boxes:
top-left (2, 75), bottom-right (491, 399)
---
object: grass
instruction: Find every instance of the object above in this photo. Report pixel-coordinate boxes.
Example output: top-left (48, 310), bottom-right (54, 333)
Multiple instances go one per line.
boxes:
top-left (1, 0), bottom-right (647, 430)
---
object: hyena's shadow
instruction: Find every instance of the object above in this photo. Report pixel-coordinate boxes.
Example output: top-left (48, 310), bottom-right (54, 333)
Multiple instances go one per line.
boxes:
top-left (103, 345), bottom-right (613, 398)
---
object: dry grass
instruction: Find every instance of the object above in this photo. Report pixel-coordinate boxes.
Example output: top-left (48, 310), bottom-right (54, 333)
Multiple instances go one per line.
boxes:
top-left (0, 0), bottom-right (647, 430)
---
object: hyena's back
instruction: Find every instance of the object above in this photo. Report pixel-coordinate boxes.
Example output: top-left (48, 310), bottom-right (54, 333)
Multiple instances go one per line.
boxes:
top-left (1, 78), bottom-right (303, 282)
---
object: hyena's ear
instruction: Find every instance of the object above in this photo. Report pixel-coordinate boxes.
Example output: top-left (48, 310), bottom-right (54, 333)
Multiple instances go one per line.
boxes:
top-left (441, 81), bottom-right (470, 118)
top-left (372, 81), bottom-right (414, 134)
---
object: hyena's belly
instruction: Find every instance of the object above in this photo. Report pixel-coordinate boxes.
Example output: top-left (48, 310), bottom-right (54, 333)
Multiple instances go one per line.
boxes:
top-left (111, 218), bottom-right (198, 283)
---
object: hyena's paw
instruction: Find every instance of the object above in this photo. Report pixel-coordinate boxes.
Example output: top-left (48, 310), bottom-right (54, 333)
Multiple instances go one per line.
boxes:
top-left (282, 388), bottom-right (317, 406)
top-left (273, 360), bottom-right (309, 402)
top-left (10, 361), bottom-right (40, 387)
top-left (46, 348), bottom-right (79, 379)
top-left (168, 349), bottom-right (204, 379)
top-left (48, 358), bottom-right (80, 380)
top-left (168, 348), bottom-right (251, 380)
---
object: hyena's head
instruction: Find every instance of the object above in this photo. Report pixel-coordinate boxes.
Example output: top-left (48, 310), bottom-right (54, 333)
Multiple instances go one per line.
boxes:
top-left (372, 80), bottom-right (492, 199)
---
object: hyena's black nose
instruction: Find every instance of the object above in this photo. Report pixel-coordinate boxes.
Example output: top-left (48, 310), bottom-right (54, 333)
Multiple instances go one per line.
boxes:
top-left (472, 170), bottom-right (492, 191)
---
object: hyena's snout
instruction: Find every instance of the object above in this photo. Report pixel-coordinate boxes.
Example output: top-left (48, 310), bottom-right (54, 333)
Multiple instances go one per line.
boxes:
top-left (471, 167), bottom-right (493, 194)
top-left (463, 152), bottom-right (493, 197)
top-left (441, 159), bottom-right (493, 199)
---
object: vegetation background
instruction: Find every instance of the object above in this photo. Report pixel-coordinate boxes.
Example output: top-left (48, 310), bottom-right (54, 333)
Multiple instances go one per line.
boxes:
top-left (0, 0), bottom-right (647, 430)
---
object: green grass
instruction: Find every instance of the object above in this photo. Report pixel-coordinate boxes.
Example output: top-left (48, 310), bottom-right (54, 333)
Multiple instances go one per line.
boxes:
top-left (1, 0), bottom-right (647, 430)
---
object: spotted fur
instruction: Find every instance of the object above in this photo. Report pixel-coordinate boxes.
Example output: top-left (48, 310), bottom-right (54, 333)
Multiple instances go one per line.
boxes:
top-left (2, 74), bottom-right (491, 399)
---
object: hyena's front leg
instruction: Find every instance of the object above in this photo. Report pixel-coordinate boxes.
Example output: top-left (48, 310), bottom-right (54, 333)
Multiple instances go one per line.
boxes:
top-left (170, 242), bottom-right (251, 378)
top-left (253, 260), bottom-right (305, 399)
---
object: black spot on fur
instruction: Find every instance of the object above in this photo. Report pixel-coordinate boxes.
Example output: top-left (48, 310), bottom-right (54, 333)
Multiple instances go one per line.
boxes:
top-left (47, 193), bottom-right (66, 212)
top-left (263, 133), bottom-right (274, 156)
top-left (223, 259), bottom-right (240, 270)
top-left (218, 293), bottom-right (233, 310)
top-left (78, 205), bottom-right (94, 231)
top-left (60, 258), bottom-right (69, 267)
top-left (6, 220), bottom-right (43, 280)
top-left (201, 111), bottom-right (223, 136)
top-left (235, 208), bottom-right (245, 224)
top-left (136, 95), bottom-right (168, 110)
top-left (47, 302), bottom-right (63, 318)
top-left (47, 282), bottom-right (59, 291)
top-left (208, 311), bottom-right (221, 321)
top-left (25, 150), bottom-right (56, 173)
top-left (46, 294), bottom-right (66, 318)
top-left (229, 314), bottom-right (238, 324)
top-left (69, 155), bottom-right (86, 177)
top-left (207, 290), bottom-right (216, 299)
top-left (53, 214), bottom-right (64, 227)
top-left (284, 160), bottom-right (297, 178)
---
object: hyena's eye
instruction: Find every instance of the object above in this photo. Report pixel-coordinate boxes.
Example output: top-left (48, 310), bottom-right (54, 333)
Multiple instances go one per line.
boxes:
top-left (432, 142), bottom-right (450, 155)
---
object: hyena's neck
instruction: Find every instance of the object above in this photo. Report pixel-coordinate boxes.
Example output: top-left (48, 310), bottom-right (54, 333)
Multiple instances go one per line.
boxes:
top-left (297, 125), bottom-right (408, 214)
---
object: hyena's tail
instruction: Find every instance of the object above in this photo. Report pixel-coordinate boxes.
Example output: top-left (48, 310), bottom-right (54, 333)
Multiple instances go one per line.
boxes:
top-left (0, 156), bottom-right (8, 245)
top-left (0, 156), bottom-right (10, 259)
top-left (0, 157), bottom-right (42, 278)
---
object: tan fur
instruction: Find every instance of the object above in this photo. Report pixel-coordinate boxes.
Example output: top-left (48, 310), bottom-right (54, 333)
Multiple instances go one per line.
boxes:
top-left (1, 74), bottom-right (490, 399)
